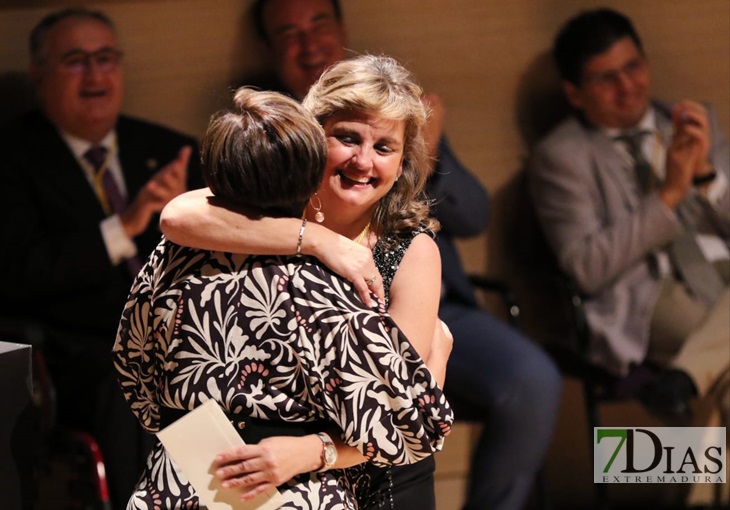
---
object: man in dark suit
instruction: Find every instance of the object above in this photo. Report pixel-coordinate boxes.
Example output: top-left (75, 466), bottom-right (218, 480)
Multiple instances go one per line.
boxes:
top-left (0, 8), bottom-right (201, 509)
top-left (529, 8), bottom-right (729, 430)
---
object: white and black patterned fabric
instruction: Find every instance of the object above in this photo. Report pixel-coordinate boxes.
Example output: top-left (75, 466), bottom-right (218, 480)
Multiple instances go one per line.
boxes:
top-left (113, 237), bottom-right (453, 509)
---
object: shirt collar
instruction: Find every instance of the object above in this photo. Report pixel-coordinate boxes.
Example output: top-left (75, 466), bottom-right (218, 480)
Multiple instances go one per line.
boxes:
top-left (601, 107), bottom-right (657, 139)
top-left (60, 130), bottom-right (116, 160)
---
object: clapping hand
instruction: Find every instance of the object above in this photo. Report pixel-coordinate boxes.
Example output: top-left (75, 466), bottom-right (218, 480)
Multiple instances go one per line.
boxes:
top-left (121, 146), bottom-right (191, 237)
top-left (661, 101), bottom-right (710, 208)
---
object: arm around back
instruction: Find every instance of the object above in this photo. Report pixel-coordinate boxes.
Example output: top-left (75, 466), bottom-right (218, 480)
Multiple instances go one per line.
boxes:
top-left (160, 189), bottom-right (384, 304)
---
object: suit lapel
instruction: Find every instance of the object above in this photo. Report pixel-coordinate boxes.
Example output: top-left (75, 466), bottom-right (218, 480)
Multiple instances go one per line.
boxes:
top-left (116, 118), bottom-right (144, 197)
top-left (115, 117), bottom-right (164, 198)
top-left (33, 116), bottom-right (107, 218)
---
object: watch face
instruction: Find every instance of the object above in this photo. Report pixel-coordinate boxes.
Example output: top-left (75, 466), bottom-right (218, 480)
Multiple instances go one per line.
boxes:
top-left (324, 444), bottom-right (337, 465)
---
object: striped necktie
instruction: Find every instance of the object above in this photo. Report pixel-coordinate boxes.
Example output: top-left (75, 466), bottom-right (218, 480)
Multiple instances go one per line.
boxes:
top-left (615, 130), bottom-right (655, 193)
top-left (84, 145), bottom-right (143, 277)
top-left (85, 145), bottom-right (126, 216)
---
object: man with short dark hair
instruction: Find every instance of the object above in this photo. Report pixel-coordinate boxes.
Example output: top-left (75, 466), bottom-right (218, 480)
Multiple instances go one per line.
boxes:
top-left (0, 8), bottom-right (202, 509)
top-left (529, 8), bottom-right (729, 430)
top-left (246, 1), bottom-right (562, 509)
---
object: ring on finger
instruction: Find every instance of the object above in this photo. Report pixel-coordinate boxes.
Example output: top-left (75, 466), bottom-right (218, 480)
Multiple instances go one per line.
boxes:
top-left (366, 275), bottom-right (377, 286)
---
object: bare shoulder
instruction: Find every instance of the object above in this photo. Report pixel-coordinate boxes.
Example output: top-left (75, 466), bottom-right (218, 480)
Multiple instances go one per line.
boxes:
top-left (393, 232), bottom-right (441, 286)
top-left (402, 232), bottom-right (441, 266)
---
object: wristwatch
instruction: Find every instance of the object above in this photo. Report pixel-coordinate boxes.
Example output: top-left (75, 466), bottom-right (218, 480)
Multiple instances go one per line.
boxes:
top-left (316, 432), bottom-right (337, 472)
top-left (692, 166), bottom-right (718, 186)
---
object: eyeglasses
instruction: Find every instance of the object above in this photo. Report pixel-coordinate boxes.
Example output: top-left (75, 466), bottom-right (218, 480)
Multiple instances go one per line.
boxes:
top-left (272, 16), bottom-right (340, 48)
top-left (57, 48), bottom-right (123, 74)
top-left (582, 57), bottom-right (647, 89)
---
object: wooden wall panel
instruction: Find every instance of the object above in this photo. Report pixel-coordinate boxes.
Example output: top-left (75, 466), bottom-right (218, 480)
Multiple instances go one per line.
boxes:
top-left (0, 0), bottom-right (263, 132)
top-left (342, 0), bottom-right (730, 277)
top-left (1, 1), bottom-right (727, 188)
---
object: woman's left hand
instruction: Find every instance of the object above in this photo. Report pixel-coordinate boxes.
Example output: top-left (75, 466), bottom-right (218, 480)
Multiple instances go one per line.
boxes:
top-left (215, 435), bottom-right (322, 501)
top-left (305, 224), bottom-right (385, 306)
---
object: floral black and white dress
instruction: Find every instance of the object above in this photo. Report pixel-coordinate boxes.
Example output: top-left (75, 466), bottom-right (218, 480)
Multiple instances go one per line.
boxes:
top-left (113, 237), bottom-right (453, 510)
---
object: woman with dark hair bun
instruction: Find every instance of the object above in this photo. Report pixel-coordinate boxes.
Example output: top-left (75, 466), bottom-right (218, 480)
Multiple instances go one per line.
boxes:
top-left (114, 85), bottom-right (453, 510)
top-left (161, 54), bottom-right (453, 510)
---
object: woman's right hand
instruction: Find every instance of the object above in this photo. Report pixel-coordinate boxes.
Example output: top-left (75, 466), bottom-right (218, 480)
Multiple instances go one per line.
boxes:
top-left (662, 101), bottom-right (710, 209)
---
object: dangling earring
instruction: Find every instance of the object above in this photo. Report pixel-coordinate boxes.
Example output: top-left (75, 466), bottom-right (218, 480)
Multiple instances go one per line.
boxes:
top-left (310, 193), bottom-right (325, 223)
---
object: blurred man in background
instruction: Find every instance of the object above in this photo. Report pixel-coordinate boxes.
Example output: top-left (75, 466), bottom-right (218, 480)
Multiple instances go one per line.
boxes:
top-left (0, 8), bottom-right (202, 508)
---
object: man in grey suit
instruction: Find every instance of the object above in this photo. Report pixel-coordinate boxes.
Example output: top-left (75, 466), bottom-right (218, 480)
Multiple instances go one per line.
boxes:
top-left (529, 8), bottom-right (729, 424)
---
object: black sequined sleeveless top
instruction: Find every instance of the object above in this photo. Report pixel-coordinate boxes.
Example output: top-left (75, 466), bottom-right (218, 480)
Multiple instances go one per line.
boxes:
top-left (372, 225), bottom-right (433, 306)
top-left (348, 225), bottom-right (436, 510)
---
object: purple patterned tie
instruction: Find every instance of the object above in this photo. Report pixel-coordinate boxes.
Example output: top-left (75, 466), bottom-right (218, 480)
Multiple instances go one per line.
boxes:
top-left (84, 145), bottom-right (143, 276)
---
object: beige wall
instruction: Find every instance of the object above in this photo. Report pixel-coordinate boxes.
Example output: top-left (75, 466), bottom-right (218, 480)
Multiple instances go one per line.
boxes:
top-left (1, 1), bottom-right (728, 507)
top-left (2, 0), bottom-right (727, 277)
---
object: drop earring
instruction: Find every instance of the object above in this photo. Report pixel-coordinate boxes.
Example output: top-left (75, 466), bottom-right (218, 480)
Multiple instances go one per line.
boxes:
top-left (310, 193), bottom-right (325, 223)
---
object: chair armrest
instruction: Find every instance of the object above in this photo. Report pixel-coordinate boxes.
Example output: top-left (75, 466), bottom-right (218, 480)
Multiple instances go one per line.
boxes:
top-left (467, 274), bottom-right (521, 329)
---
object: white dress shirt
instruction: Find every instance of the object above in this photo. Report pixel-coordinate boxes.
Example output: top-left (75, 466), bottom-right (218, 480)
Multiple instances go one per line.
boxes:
top-left (61, 130), bottom-right (138, 265)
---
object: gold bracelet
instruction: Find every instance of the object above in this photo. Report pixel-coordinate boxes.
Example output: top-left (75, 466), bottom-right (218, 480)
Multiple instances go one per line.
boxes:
top-left (296, 218), bottom-right (307, 256)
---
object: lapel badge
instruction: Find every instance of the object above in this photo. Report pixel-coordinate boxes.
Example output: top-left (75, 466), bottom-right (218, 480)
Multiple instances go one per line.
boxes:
top-left (146, 158), bottom-right (158, 171)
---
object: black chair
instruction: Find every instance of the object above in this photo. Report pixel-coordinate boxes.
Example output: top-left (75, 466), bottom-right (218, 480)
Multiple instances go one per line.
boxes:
top-left (457, 275), bottom-right (550, 510)
top-left (469, 275), bottom-right (522, 330)
top-left (505, 173), bottom-right (643, 509)
top-left (0, 318), bottom-right (112, 510)
top-left (539, 275), bottom-right (640, 510)
top-left (545, 276), bottom-right (635, 425)
top-left (541, 275), bottom-right (724, 510)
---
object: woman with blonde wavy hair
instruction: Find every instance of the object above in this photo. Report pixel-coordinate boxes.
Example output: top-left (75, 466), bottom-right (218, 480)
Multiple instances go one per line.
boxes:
top-left (161, 54), bottom-right (450, 509)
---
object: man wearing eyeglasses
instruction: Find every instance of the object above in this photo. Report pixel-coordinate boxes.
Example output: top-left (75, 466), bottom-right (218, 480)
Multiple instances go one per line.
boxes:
top-left (0, 8), bottom-right (201, 509)
top-left (529, 6), bottom-right (729, 446)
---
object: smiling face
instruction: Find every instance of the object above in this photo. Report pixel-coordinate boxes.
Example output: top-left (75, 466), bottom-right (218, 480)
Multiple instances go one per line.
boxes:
top-left (31, 16), bottom-right (123, 142)
top-left (563, 36), bottom-right (650, 129)
top-left (261, 0), bottom-right (347, 100)
top-left (315, 110), bottom-right (404, 223)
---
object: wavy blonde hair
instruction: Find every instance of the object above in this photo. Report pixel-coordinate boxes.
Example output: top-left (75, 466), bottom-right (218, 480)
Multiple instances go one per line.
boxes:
top-left (302, 55), bottom-right (439, 242)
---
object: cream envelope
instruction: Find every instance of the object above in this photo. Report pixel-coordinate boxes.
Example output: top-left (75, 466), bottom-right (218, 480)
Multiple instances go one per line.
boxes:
top-left (156, 399), bottom-right (284, 510)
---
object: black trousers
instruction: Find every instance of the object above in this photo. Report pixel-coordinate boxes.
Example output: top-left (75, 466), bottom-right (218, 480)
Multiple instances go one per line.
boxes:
top-left (358, 456), bottom-right (436, 510)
